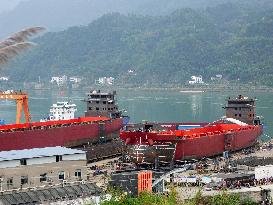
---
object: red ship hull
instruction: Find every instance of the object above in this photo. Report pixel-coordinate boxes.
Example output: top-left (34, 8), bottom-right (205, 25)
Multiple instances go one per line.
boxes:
top-left (0, 117), bottom-right (123, 151)
top-left (120, 123), bottom-right (263, 163)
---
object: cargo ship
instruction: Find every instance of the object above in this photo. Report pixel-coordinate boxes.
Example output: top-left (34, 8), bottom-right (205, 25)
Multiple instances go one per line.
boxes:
top-left (0, 90), bottom-right (124, 151)
top-left (120, 95), bottom-right (263, 163)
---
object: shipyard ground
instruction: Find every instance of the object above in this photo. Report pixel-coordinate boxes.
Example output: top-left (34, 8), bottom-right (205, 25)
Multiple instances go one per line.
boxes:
top-left (82, 139), bottom-right (273, 203)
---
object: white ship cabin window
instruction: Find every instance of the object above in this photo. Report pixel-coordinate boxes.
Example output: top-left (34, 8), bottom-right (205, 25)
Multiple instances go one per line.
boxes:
top-left (56, 155), bottom-right (63, 162)
top-left (96, 107), bottom-right (99, 111)
top-left (96, 101), bottom-right (99, 104)
top-left (103, 101), bottom-right (106, 104)
top-left (58, 171), bottom-right (65, 180)
top-left (21, 176), bottom-right (28, 185)
top-left (235, 114), bottom-right (237, 117)
top-left (20, 159), bottom-right (27, 166)
top-left (89, 107), bottom-right (92, 110)
top-left (75, 169), bottom-right (81, 178)
top-left (40, 173), bottom-right (47, 182)
top-left (239, 114), bottom-right (242, 117)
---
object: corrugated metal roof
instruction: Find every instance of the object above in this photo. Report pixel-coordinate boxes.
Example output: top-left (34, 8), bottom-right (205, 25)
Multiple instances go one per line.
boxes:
top-left (0, 183), bottom-right (101, 205)
top-left (0, 146), bottom-right (85, 162)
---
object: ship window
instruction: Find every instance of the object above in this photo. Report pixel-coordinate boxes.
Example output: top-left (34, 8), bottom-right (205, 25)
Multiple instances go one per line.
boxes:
top-left (96, 107), bottom-right (99, 111)
top-left (249, 114), bottom-right (252, 117)
top-left (96, 101), bottom-right (99, 104)
top-left (89, 107), bottom-right (92, 110)
top-left (235, 114), bottom-right (237, 117)
top-left (21, 176), bottom-right (28, 185)
top-left (250, 109), bottom-right (252, 111)
top-left (235, 108), bottom-right (237, 110)
top-left (239, 114), bottom-right (242, 117)
top-left (58, 171), bottom-right (65, 180)
top-left (103, 101), bottom-right (106, 104)
top-left (56, 155), bottom-right (63, 162)
top-left (108, 108), bottom-right (110, 110)
top-left (20, 159), bottom-right (27, 166)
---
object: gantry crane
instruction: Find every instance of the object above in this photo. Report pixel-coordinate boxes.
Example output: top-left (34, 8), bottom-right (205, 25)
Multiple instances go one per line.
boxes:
top-left (0, 90), bottom-right (31, 124)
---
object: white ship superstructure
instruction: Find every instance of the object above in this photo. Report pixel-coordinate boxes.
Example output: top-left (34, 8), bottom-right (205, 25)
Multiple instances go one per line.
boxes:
top-left (41, 102), bottom-right (77, 121)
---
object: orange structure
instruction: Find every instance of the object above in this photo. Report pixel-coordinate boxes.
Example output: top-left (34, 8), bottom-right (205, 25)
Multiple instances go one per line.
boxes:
top-left (0, 91), bottom-right (30, 124)
top-left (137, 171), bottom-right (152, 195)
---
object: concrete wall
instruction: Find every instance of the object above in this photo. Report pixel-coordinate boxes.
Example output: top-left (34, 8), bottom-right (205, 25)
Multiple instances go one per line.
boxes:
top-left (27, 156), bottom-right (56, 166)
top-left (62, 153), bottom-right (86, 161)
top-left (0, 160), bottom-right (20, 169)
top-left (255, 165), bottom-right (273, 180)
top-left (0, 153), bottom-right (86, 168)
top-left (0, 160), bottom-right (87, 191)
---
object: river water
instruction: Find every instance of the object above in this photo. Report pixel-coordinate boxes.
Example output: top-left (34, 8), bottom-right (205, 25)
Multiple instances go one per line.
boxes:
top-left (0, 89), bottom-right (272, 141)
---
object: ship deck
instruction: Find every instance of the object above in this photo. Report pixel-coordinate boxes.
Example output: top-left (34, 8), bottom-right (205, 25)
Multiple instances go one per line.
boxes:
top-left (0, 116), bottom-right (110, 132)
top-left (121, 123), bottom-right (262, 143)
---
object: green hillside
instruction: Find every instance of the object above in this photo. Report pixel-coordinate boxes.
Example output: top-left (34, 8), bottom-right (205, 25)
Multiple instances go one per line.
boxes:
top-left (5, 2), bottom-right (273, 86)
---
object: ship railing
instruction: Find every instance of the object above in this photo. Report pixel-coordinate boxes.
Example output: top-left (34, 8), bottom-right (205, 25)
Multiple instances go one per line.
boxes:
top-left (191, 134), bottom-right (197, 138)
top-left (0, 118), bottom-right (108, 133)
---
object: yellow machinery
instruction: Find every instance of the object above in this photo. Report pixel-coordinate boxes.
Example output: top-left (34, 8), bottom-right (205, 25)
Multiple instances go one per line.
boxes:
top-left (0, 91), bottom-right (30, 124)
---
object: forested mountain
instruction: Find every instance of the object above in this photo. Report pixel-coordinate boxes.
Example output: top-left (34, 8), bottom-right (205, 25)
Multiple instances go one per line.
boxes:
top-left (1, 0), bottom-right (273, 38)
top-left (4, 2), bottom-right (273, 86)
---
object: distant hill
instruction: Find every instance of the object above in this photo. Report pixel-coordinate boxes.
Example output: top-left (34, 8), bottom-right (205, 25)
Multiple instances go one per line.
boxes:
top-left (1, 0), bottom-right (273, 38)
top-left (4, 2), bottom-right (273, 86)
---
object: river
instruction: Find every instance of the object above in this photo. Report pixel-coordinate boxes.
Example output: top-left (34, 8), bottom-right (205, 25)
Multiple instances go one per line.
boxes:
top-left (0, 89), bottom-right (272, 141)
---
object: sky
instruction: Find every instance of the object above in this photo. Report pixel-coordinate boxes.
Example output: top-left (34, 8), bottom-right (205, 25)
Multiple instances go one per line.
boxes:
top-left (0, 0), bottom-right (23, 13)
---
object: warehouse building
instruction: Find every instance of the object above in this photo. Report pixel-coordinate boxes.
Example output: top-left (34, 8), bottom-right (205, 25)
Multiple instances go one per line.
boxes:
top-left (0, 147), bottom-right (87, 191)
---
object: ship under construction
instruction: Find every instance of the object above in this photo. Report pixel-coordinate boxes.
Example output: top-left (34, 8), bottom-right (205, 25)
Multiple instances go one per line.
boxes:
top-left (120, 95), bottom-right (263, 163)
top-left (0, 90), bottom-right (126, 160)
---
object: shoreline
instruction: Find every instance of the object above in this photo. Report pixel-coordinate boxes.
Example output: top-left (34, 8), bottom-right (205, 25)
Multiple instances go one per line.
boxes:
top-left (25, 85), bottom-right (273, 93)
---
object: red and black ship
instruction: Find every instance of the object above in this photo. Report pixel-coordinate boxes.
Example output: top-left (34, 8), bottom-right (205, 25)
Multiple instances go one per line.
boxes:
top-left (120, 95), bottom-right (263, 163)
top-left (0, 90), bottom-right (124, 151)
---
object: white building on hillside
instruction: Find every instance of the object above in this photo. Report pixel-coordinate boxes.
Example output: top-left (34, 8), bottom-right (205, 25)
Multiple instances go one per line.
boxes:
top-left (95, 77), bottom-right (114, 85)
top-left (50, 75), bottom-right (68, 86)
top-left (189, 75), bottom-right (204, 84)
top-left (0, 77), bottom-right (8, 81)
top-left (69, 77), bottom-right (82, 84)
